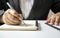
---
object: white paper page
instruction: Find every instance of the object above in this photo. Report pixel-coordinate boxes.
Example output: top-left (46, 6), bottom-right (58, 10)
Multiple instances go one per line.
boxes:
top-left (48, 23), bottom-right (60, 29)
top-left (38, 21), bottom-right (60, 30)
top-left (52, 25), bottom-right (60, 28)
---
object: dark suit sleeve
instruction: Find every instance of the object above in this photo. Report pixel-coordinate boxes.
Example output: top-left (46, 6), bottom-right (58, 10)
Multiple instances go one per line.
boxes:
top-left (51, 0), bottom-right (60, 13)
top-left (0, 0), bottom-right (9, 15)
top-left (0, 0), bottom-right (9, 11)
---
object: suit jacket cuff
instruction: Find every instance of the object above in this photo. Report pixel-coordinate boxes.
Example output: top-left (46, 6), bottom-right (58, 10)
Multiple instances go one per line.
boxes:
top-left (0, 9), bottom-right (4, 15)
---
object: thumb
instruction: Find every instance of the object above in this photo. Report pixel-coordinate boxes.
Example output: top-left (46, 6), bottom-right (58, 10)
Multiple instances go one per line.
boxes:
top-left (18, 14), bottom-right (23, 21)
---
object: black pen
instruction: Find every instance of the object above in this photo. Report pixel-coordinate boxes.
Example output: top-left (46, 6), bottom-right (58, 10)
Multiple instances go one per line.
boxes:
top-left (45, 23), bottom-right (60, 31)
top-left (36, 20), bottom-right (39, 30)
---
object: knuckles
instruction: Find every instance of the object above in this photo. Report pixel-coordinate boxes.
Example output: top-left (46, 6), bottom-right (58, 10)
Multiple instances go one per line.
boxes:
top-left (2, 9), bottom-right (22, 25)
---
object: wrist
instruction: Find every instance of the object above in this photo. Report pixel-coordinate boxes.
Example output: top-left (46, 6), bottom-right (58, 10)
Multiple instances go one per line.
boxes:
top-left (56, 12), bottom-right (60, 14)
top-left (0, 15), bottom-right (4, 23)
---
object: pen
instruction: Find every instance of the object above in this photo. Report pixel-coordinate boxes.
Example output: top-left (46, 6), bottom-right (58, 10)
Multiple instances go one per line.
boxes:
top-left (36, 20), bottom-right (38, 27)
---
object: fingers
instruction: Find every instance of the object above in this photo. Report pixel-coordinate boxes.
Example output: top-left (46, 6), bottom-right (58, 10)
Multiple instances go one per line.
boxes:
top-left (7, 12), bottom-right (20, 23)
top-left (3, 12), bottom-right (14, 24)
top-left (46, 18), bottom-right (51, 23)
top-left (50, 16), bottom-right (55, 25)
top-left (46, 15), bottom-right (60, 25)
top-left (3, 10), bottom-right (22, 25)
top-left (54, 16), bottom-right (60, 25)
top-left (9, 9), bottom-right (20, 18)
top-left (8, 9), bottom-right (23, 20)
top-left (18, 14), bottom-right (23, 20)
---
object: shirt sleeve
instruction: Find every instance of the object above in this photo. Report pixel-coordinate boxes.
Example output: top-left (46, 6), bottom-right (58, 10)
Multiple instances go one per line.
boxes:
top-left (51, 0), bottom-right (60, 13)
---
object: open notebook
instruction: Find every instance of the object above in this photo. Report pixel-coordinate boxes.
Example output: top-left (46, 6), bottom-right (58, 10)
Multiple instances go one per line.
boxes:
top-left (0, 20), bottom-right (38, 31)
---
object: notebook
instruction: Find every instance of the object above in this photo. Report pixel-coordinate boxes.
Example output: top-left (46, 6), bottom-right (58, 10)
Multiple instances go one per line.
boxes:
top-left (0, 21), bottom-right (38, 31)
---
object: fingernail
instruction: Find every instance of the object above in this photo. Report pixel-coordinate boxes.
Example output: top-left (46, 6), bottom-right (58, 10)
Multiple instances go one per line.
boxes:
top-left (45, 21), bottom-right (48, 23)
top-left (19, 18), bottom-right (22, 20)
top-left (59, 23), bottom-right (60, 26)
top-left (46, 21), bottom-right (50, 23)
top-left (55, 23), bottom-right (58, 25)
top-left (50, 23), bottom-right (53, 25)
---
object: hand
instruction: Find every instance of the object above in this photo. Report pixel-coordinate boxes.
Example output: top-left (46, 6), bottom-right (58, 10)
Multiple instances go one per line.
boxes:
top-left (46, 12), bottom-right (60, 25)
top-left (2, 9), bottom-right (23, 25)
top-left (0, 15), bottom-right (3, 23)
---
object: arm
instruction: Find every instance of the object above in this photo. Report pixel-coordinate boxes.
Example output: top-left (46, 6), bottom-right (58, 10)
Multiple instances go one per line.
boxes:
top-left (0, 15), bottom-right (3, 23)
top-left (0, 0), bottom-right (9, 10)
top-left (51, 0), bottom-right (60, 13)
top-left (0, 0), bottom-right (23, 25)
top-left (0, 0), bottom-right (8, 24)
top-left (46, 0), bottom-right (60, 25)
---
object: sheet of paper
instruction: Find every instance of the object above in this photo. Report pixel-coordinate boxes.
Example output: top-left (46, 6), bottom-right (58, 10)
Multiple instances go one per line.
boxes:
top-left (48, 23), bottom-right (60, 29)
top-left (38, 20), bottom-right (60, 31)
top-left (52, 25), bottom-right (60, 28)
